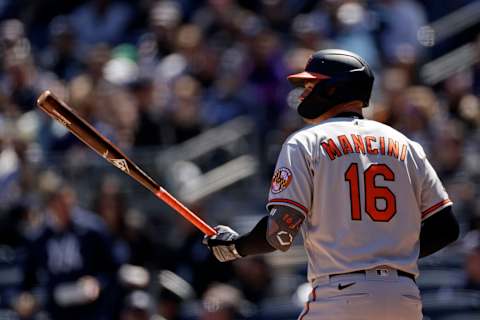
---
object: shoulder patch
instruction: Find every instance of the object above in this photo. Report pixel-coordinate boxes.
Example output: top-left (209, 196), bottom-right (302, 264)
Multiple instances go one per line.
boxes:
top-left (271, 167), bottom-right (293, 194)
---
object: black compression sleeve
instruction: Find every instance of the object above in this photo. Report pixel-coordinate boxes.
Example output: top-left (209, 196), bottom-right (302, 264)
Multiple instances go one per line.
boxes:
top-left (419, 206), bottom-right (459, 258)
top-left (234, 216), bottom-right (276, 257)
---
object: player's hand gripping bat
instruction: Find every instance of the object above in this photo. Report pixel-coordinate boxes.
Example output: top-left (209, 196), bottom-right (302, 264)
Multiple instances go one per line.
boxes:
top-left (37, 90), bottom-right (216, 236)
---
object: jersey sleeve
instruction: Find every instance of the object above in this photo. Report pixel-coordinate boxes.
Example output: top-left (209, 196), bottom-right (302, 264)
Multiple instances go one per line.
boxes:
top-left (266, 142), bottom-right (312, 216)
top-left (412, 143), bottom-right (453, 221)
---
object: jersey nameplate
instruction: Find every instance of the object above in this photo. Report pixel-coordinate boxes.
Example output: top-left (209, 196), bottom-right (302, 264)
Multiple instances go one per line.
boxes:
top-left (321, 135), bottom-right (407, 161)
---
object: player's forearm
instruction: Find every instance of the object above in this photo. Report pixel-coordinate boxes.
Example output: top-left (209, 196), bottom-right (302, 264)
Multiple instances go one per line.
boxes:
top-left (235, 216), bottom-right (277, 256)
top-left (419, 206), bottom-right (459, 258)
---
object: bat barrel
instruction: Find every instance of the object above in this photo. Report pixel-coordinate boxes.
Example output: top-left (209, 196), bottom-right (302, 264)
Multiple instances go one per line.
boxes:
top-left (36, 90), bottom-right (216, 236)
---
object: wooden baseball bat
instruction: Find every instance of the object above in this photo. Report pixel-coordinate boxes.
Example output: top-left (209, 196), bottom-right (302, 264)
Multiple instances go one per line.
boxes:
top-left (37, 90), bottom-right (216, 236)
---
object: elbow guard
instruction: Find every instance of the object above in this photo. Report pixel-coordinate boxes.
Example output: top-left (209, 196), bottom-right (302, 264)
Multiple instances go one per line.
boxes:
top-left (266, 206), bottom-right (304, 252)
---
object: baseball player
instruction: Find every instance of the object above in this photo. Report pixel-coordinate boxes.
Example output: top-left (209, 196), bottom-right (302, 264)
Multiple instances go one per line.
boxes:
top-left (203, 49), bottom-right (460, 319)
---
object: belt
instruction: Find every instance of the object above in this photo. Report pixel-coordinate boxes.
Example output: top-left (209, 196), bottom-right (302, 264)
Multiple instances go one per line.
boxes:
top-left (330, 269), bottom-right (415, 282)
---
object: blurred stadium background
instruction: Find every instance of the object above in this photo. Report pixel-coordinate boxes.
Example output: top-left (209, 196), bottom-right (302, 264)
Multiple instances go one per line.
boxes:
top-left (0, 0), bottom-right (479, 319)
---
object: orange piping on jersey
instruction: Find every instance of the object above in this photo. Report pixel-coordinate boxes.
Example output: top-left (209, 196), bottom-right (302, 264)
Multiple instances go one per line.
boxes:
top-left (365, 136), bottom-right (378, 155)
top-left (379, 136), bottom-right (386, 155)
top-left (400, 144), bottom-right (407, 161)
top-left (321, 138), bottom-right (342, 160)
top-left (338, 135), bottom-right (354, 154)
top-left (387, 138), bottom-right (399, 158)
top-left (269, 198), bottom-right (308, 215)
top-left (299, 286), bottom-right (317, 320)
top-left (422, 199), bottom-right (452, 218)
top-left (351, 134), bottom-right (366, 154)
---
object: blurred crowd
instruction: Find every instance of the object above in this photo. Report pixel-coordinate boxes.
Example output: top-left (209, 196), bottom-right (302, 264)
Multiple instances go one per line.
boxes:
top-left (0, 0), bottom-right (479, 319)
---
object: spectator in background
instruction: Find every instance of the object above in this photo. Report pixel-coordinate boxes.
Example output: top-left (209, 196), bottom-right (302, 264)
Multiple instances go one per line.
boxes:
top-left (120, 290), bottom-right (152, 320)
top-left (65, 45), bottom-right (112, 135)
top-left (19, 172), bottom-right (118, 320)
top-left (200, 283), bottom-right (248, 320)
top-left (474, 34), bottom-right (480, 95)
top-left (0, 126), bottom-right (37, 209)
top-left (174, 23), bottom-right (218, 88)
top-left (0, 126), bottom-right (24, 207)
top-left (128, 78), bottom-right (167, 147)
top-left (374, 0), bottom-right (427, 64)
top-left (92, 174), bottom-right (177, 272)
top-left (331, 1), bottom-right (381, 70)
top-left (93, 175), bottom-right (130, 266)
top-left (154, 270), bottom-right (195, 320)
top-left (465, 245), bottom-right (480, 290)
top-left (175, 203), bottom-right (234, 296)
top-left (232, 257), bottom-right (272, 304)
top-left (201, 47), bottom-right (257, 126)
top-left (148, 1), bottom-right (183, 58)
top-left (93, 178), bottom-right (131, 320)
top-left (245, 26), bottom-right (286, 128)
top-left (290, 12), bottom-right (331, 51)
top-left (40, 16), bottom-right (83, 81)
top-left (168, 75), bottom-right (203, 143)
top-left (370, 67), bottom-right (446, 149)
top-left (0, 24), bottom-right (38, 113)
top-left (74, 43), bottom-right (112, 85)
top-left (431, 122), bottom-right (466, 179)
top-left (103, 87), bottom-right (139, 149)
top-left (192, 0), bottom-right (244, 50)
top-left (0, 203), bottom-right (33, 315)
top-left (0, 0), bottom-right (21, 21)
top-left (69, 0), bottom-right (133, 53)
top-left (442, 70), bottom-right (480, 130)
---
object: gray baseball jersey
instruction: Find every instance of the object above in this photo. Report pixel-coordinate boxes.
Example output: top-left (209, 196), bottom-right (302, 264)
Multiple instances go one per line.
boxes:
top-left (267, 117), bottom-right (452, 283)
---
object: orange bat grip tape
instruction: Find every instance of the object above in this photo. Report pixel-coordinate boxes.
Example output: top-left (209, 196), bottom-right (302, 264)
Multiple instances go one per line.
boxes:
top-left (155, 188), bottom-right (217, 236)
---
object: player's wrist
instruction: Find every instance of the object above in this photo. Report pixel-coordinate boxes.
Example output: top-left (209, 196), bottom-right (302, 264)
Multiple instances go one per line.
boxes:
top-left (229, 241), bottom-right (243, 258)
top-left (231, 237), bottom-right (246, 257)
top-left (233, 216), bottom-right (276, 256)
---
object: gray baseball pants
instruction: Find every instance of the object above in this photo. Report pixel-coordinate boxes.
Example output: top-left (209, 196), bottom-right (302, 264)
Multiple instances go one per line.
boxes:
top-left (298, 267), bottom-right (422, 320)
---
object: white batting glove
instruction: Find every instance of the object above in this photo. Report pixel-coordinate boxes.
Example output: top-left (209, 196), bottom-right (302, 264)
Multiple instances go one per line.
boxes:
top-left (203, 225), bottom-right (242, 262)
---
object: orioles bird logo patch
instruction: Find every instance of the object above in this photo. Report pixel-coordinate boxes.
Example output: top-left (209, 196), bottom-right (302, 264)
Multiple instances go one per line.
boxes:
top-left (271, 167), bottom-right (293, 194)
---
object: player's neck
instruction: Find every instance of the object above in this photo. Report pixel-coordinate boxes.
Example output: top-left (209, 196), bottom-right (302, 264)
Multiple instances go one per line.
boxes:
top-left (304, 101), bottom-right (363, 124)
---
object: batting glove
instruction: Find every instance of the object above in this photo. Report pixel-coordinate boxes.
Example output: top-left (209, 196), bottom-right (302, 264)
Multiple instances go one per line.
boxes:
top-left (203, 225), bottom-right (243, 262)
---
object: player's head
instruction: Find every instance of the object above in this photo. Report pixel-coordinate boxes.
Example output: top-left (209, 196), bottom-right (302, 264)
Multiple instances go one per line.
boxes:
top-left (287, 49), bottom-right (374, 120)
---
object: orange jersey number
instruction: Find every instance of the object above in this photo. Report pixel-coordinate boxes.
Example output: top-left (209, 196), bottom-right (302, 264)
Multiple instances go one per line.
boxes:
top-left (344, 163), bottom-right (397, 222)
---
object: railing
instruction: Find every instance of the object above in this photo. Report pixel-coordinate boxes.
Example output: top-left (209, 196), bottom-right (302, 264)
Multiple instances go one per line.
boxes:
top-left (421, 42), bottom-right (479, 85)
top-left (419, 1), bottom-right (480, 85)
top-left (157, 116), bottom-right (260, 204)
top-left (428, 1), bottom-right (480, 43)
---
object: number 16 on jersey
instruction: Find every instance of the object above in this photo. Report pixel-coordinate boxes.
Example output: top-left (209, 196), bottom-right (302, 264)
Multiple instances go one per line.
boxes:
top-left (344, 163), bottom-right (397, 222)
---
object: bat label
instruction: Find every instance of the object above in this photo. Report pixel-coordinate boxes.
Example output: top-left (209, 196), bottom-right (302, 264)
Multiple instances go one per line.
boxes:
top-left (111, 159), bottom-right (130, 173)
top-left (52, 109), bottom-right (72, 127)
top-left (102, 149), bottom-right (129, 173)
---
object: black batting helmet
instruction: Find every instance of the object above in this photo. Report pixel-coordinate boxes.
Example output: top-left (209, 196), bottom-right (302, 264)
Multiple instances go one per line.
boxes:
top-left (288, 49), bottom-right (374, 119)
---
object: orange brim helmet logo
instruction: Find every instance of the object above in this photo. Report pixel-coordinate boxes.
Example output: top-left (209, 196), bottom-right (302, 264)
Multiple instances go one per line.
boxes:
top-left (271, 167), bottom-right (293, 194)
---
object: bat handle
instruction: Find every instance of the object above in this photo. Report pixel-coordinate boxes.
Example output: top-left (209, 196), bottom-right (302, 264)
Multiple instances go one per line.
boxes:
top-left (155, 188), bottom-right (217, 236)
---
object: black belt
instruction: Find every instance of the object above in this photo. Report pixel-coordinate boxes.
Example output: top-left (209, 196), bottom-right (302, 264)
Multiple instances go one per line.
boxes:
top-left (330, 270), bottom-right (415, 282)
